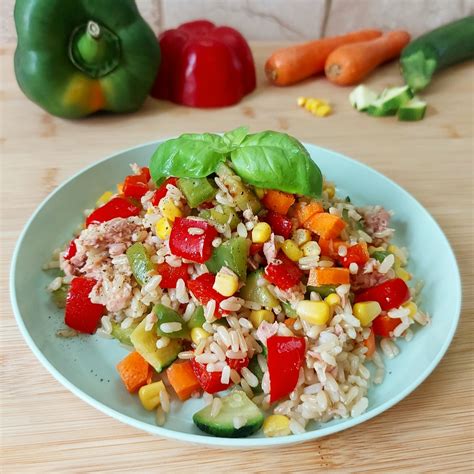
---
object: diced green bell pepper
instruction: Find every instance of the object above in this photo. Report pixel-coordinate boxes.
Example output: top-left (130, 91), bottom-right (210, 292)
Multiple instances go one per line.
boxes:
top-left (178, 177), bottom-right (217, 208)
top-left (126, 242), bottom-right (154, 287)
top-left (281, 301), bottom-right (297, 318)
top-left (187, 306), bottom-right (206, 329)
top-left (371, 250), bottom-right (391, 263)
top-left (206, 237), bottom-right (250, 280)
top-left (240, 269), bottom-right (278, 308)
top-left (155, 304), bottom-right (188, 339)
top-left (307, 285), bottom-right (338, 299)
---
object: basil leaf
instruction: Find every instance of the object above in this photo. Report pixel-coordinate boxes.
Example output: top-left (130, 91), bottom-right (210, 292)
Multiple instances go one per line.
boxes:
top-left (223, 126), bottom-right (248, 149)
top-left (230, 131), bottom-right (322, 197)
top-left (150, 132), bottom-right (227, 183)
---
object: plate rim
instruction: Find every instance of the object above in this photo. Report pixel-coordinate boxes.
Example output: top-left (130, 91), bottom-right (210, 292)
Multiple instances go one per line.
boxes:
top-left (9, 138), bottom-right (462, 448)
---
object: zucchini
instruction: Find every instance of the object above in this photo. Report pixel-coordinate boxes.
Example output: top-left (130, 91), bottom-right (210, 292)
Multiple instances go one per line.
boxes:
top-left (247, 356), bottom-right (264, 394)
top-left (366, 86), bottom-right (413, 117)
top-left (51, 284), bottom-right (69, 308)
top-left (177, 177), bottom-right (217, 208)
top-left (349, 85), bottom-right (378, 111)
top-left (397, 97), bottom-right (427, 121)
top-left (111, 320), bottom-right (139, 346)
top-left (401, 16), bottom-right (474, 92)
top-left (239, 269), bottom-right (279, 309)
top-left (193, 391), bottom-right (264, 438)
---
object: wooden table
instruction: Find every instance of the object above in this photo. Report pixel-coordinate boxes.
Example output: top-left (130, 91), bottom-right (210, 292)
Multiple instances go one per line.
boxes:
top-left (1, 43), bottom-right (473, 473)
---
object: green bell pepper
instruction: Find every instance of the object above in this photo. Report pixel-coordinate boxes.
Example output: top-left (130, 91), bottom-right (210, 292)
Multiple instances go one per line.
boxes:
top-left (206, 237), bottom-right (250, 280)
top-left (178, 178), bottom-right (217, 208)
top-left (126, 243), bottom-right (154, 287)
top-left (14, 0), bottom-right (160, 118)
top-left (155, 304), bottom-right (188, 339)
top-left (187, 306), bottom-right (206, 329)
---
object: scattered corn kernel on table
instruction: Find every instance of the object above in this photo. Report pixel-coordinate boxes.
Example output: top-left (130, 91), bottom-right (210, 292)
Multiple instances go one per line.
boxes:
top-left (1, 43), bottom-right (473, 472)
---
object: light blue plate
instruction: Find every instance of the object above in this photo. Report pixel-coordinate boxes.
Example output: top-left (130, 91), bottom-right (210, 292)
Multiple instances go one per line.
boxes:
top-left (10, 140), bottom-right (461, 447)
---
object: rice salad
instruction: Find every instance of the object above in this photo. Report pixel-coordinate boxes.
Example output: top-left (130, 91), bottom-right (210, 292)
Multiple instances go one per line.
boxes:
top-left (46, 128), bottom-right (429, 438)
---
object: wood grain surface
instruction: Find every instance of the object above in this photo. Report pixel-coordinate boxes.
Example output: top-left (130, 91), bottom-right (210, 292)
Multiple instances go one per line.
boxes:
top-left (1, 43), bottom-right (473, 473)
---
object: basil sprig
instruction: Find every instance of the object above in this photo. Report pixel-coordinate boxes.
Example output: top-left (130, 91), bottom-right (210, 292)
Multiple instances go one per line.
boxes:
top-left (150, 127), bottom-right (322, 197)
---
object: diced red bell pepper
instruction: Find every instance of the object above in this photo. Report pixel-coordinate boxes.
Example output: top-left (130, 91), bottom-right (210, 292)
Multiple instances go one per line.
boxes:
top-left (249, 243), bottom-right (264, 256)
top-left (340, 242), bottom-right (369, 268)
top-left (372, 314), bottom-right (402, 338)
top-left (318, 238), bottom-right (346, 259)
top-left (123, 173), bottom-right (149, 200)
top-left (152, 20), bottom-right (256, 108)
top-left (267, 336), bottom-right (306, 403)
top-left (169, 217), bottom-right (217, 263)
top-left (64, 240), bottom-right (77, 260)
top-left (355, 278), bottom-right (410, 311)
top-left (264, 253), bottom-right (303, 290)
top-left (227, 357), bottom-right (249, 373)
top-left (65, 277), bottom-right (105, 334)
top-left (86, 197), bottom-right (141, 226)
top-left (187, 273), bottom-right (228, 318)
top-left (151, 177), bottom-right (178, 206)
top-left (156, 262), bottom-right (190, 289)
top-left (140, 167), bottom-right (151, 182)
top-left (191, 359), bottom-right (231, 394)
top-left (263, 210), bottom-right (293, 239)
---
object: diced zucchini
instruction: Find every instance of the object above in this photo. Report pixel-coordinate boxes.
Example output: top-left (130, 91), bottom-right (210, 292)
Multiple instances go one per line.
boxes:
top-left (130, 319), bottom-right (182, 372)
top-left (199, 206), bottom-right (240, 230)
top-left (281, 301), bottom-right (297, 318)
top-left (247, 356), bottom-right (264, 394)
top-left (111, 320), bottom-right (139, 346)
top-left (187, 306), bottom-right (206, 329)
top-left (51, 284), bottom-right (69, 308)
top-left (126, 243), bottom-right (154, 287)
top-left (193, 390), bottom-right (264, 438)
top-left (307, 285), bottom-right (338, 299)
top-left (366, 86), bottom-right (413, 117)
top-left (178, 177), bottom-right (217, 208)
top-left (239, 270), bottom-right (279, 309)
top-left (397, 97), bottom-right (427, 121)
top-left (154, 304), bottom-right (188, 339)
top-left (349, 85), bottom-right (378, 111)
top-left (206, 237), bottom-right (250, 280)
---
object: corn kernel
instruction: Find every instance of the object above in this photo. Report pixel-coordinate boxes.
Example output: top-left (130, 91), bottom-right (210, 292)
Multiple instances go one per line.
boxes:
top-left (155, 217), bottom-right (172, 239)
top-left (353, 301), bottom-right (382, 326)
top-left (296, 300), bottom-right (330, 325)
top-left (249, 309), bottom-right (275, 327)
top-left (263, 414), bottom-right (291, 437)
top-left (302, 241), bottom-right (321, 257)
top-left (297, 96), bottom-right (307, 107)
top-left (255, 187), bottom-right (266, 199)
top-left (403, 301), bottom-right (418, 319)
top-left (315, 104), bottom-right (331, 117)
top-left (293, 229), bottom-right (311, 247)
top-left (388, 245), bottom-right (407, 265)
top-left (325, 293), bottom-right (341, 307)
top-left (117, 182), bottom-right (123, 194)
top-left (395, 264), bottom-right (412, 282)
top-left (252, 222), bottom-right (272, 243)
top-left (213, 269), bottom-right (239, 297)
top-left (96, 191), bottom-right (113, 206)
top-left (160, 198), bottom-right (183, 222)
top-left (138, 381), bottom-right (165, 411)
top-left (281, 240), bottom-right (303, 262)
top-left (191, 327), bottom-right (210, 345)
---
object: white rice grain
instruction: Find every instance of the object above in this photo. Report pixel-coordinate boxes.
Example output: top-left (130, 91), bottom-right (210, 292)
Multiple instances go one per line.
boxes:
top-left (349, 262), bottom-right (359, 274)
top-left (237, 222), bottom-right (248, 238)
top-left (160, 388), bottom-right (170, 413)
top-left (160, 322), bottom-right (182, 334)
top-left (380, 338), bottom-right (400, 358)
top-left (188, 227), bottom-right (205, 236)
top-left (216, 326), bottom-right (232, 347)
top-left (220, 297), bottom-right (243, 312)
top-left (289, 419), bottom-right (306, 435)
top-left (195, 353), bottom-right (218, 364)
top-left (204, 300), bottom-right (216, 321)
top-left (47, 276), bottom-right (63, 292)
top-left (210, 342), bottom-right (226, 361)
top-left (233, 416), bottom-right (247, 429)
top-left (211, 397), bottom-right (223, 418)
top-left (378, 254), bottom-right (395, 274)
top-left (350, 397), bottom-right (368, 417)
top-left (175, 278), bottom-right (189, 304)
top-left (101, 315), bottom-right (112, 334)
top-left (178, 351), bottom-right (195, 360)
top-left (241, 367), bottom-right (259, 388)
top-left (220, 365), bottom-right (231, 385)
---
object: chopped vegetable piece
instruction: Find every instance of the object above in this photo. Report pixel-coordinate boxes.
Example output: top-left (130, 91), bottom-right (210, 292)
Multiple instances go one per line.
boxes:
top-left (191, 359), bottom-right (231, 394)
top-left (263, 414), bottom-right (291, 437)
top-left (397, 97), bottom-right (427, 121)
top-left (167, 361), bottom-right (201, 401)
top-left (64, 240), bottom-right (77, 260)
top-left (213, 268), bottom-right (240, 297)
top-left (349, 85), bottom-right (378, 111)
top-left (353, 301), bottom-right (382, 326)
top-left (64, 277), bottom-right (105, 334)
top-left (308, 267), bottom-right (350, 286)
top-left (366, 86), bottom-right (413, 117)
top-left (294, 201), bottom-right (324, 226)
top-left (296, 300), bottom-right (331, 325)
top-left (206, 237), bottom-right (250, 280)
top-left (191, 327), bottom-right (210, 344)
top-left (155, 304), bottom-right (188, 338)
top-left (264, 253), bottom-right (303, 290)
top-left (240, 269), bottom-right (279, 308)
top-left (151, 177), bottom-right (178, 206)
top-left (86, 197), bottom-right (141, 226)
top-left (364, 329), bottom-right (376, 358)
top-left (178, 177), bottom-right (217, 208)
top-left (267, 336), bottom-right (305, 402)
top-left (303, 212), bottom-right (346, 239)
top-left (252, 222), bottom-right (272, 243)
top-left (355, 278), bottom-right (410, 311)
top-left (249, 242), bottom-right (264, 256)
top-left (261, 189), bottom-right (295, 215)
top-left (156, 262), bottom-right (190, 289)
top-left (247, 356), bottom-right (264, 394)
top-left (281, 240), bottom-right (303, 262)
top-left (193, 391), bottom-right (264, 437)
top-left (126, 242), bottom-right (154, 287)
top-left (371, 250), bottom-right (391, 263)
top-left (339, 242), bottom-right (369, 268)
top-left (249, 309), bottom-right (275, 327)
top-left (200, 206), bottom-right (240, 230)
top-left (123, 170), bottom-right (149, 199)
top-left (139, 380), bottom-right (165, 410)
top-left (187, 273), bottom-right (228, 318)
top-left (372, 314), bottom-right (401, 337)
top-left (307, 284), bottom-right (338, 299)
top-left (226, 357), bottom-right (249, 373)
top-left (111, 320), bottom-right (139, 346)
top-left (262, 210), bottom-right (293, 239)
top-left (169, 217), bottom-right (217, 263)
top-left (318, 238), bottom-right (346, 259)
top-left (187, 306), bottom-right (206, 329)
top-left (116, 351), bottom-right (153, 393)
top-left (51, 284), bottom-right (69, 308)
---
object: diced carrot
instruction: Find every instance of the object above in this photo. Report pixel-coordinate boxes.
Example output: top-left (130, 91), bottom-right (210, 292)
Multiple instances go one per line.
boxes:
top-left (319, 238), bottom-right (346, 258)
top-left (308, 267), bottom-right (350, 286)
top-left (262, 189), bottom-right (295, 215)
top-left (294, 201), bottom-right (324, 225)
top-left (166, 361), bottom-right (201, 401)
top-left (364, 329), bottom-right (376, 358)
top-left (116, 351), bottom-right (153, 393)
top-left (304, 212), bottom-right (346, 239)
top-left (284, 318), bottom-right (296, 329)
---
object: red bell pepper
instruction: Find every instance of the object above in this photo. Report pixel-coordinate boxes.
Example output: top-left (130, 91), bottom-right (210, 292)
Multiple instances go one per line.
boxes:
top-left (340, 242), bottom-right (369, 268)
top-left (157, 262), bottom-right (190, 289)
top-left (151, 20), bottom-right (256, 108)
top-left (64, 240), bottom-right (77, 260)
top-left (65, 277), bottom-right (105, 334)
top-left (264, 253), bottom-right (303, 290)
top-left (267, 336), bottom-right (306, 403)
top-left (122, 168), bottom-right (150, 200)
top-left (191, 359), bottom-right (231, 394)
top-left (227, 357), bottom-right (249, 373)
top-left (169, 217), bottom-right (217, 263)
top-left (249, 243), bottom-right (264, 256)
top-left (187, 273), bottom-right (228, 318)
top-left (372, 314), bottom-right (401, 338)
top-left (151, 177), bottom-right (178, 207)
top-left (262, 210), bottom-right (293, 239)
top-left (86, 197), bottom-right (141, 226)
top-left (355, 278), bottom-right (410, 311)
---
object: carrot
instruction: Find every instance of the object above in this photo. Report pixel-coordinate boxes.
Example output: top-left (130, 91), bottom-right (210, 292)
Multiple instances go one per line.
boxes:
top-left (262, 189), bottom-right (295, 215)
top-left (364, 329), bottom-right (376, 358)
top-left (294, 201), bottom-right (324, 226)
top-left (308, 267), bottom-right (350, 286)
top-left (318, 238), bottom-right (346, 258)
top-left (117, 351), bottom-right (153, 393)
top-left (284, 318), bottom-right (296, 329)
top-left (265, 29), bottom-right (382, 86)
top-left (166, 361), bottom-right (201, 401)
top-left (325, 30), bottom-right (411, 86)
top-left (304, 212), bottom-right (346, 239)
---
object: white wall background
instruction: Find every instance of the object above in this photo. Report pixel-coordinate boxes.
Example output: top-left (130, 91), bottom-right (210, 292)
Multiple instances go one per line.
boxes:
top-left (2, 0), bottom-right (473, 43)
